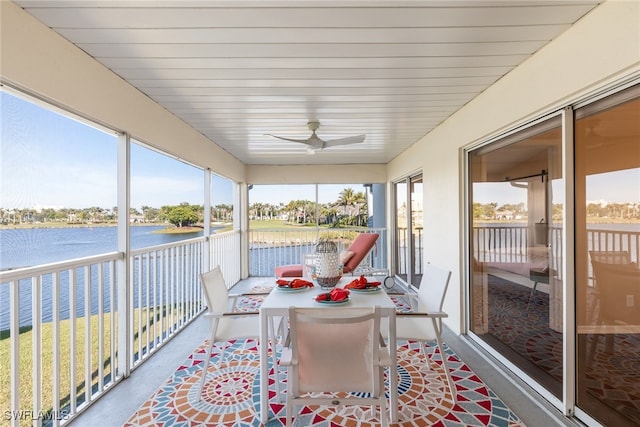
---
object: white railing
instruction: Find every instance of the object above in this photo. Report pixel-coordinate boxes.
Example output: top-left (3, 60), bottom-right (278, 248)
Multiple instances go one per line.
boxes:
top-left (0, 230), bottom-right (241, 427)
top-left (210, 230), bottom-right (242, 287)
top-left (472, 225), bottom-right (639, 279)
top-left (1, 252), bottom-right (121, 427)
top-left (589, 227), bottom-right (640, 260)
top-left (394, 227), bottom-right (424, 277)
top-left (473, 224), bottom-right (531, 263)
top-left (248, 227), bottom-right (387, 276)
top-left (587, 226), bottom-right (640, 282)
top-left (129, 238), bottom-right (206, 369)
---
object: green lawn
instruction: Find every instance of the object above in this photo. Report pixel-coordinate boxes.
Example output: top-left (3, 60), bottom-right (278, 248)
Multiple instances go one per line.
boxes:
top-left (248, 219), bottom-right (366, 241)
top-left (0, 314), bottom-right (115, 426)
top-left (0, 306), bottom-right (186, 426)
top-left (249, 219), bottom-right (313, 229)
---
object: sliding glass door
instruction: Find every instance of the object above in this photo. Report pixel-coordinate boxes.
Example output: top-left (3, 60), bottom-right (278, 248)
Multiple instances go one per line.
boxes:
top-left (393, 174), bottom-right (423, 287)
top-left (468, 116), bottom-right (565, 398)
top-left (467, 82), bottom-right (639, 426)
top-left (575, 85), bottom-right (640, 427)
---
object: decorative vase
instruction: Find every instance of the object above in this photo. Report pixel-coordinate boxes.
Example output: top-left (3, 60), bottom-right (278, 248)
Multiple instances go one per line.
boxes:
top-left (314, 238), bottom-right (341, 287)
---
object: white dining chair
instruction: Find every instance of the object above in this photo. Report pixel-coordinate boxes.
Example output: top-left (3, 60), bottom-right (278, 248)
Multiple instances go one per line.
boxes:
top-left (197, 266), bottom-right (281, 400)
top-left (280, 306), bottom-right (391, 427)
top-left (384, 264), bottom-right (457, 403)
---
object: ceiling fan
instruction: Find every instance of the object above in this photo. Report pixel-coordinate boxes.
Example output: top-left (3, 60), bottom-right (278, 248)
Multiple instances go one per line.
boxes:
top-left (265, 121), bottom-right (366, 151)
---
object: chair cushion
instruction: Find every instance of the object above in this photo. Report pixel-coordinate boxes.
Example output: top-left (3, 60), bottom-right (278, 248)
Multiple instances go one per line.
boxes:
top-left (343, 233), bottom-right (379, 273)
top-left (340, 250), bottom-right (355, 264)
top-left (275, 264), bottom-right (303, 277)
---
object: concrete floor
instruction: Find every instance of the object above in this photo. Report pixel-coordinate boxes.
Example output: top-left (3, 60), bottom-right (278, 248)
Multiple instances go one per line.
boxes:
top-left (69, 277), bottom-right (584, 427)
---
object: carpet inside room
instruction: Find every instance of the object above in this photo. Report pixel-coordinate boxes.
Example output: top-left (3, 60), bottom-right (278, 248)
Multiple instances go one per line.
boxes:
top-left (479, 274), bottom-right (640, 426)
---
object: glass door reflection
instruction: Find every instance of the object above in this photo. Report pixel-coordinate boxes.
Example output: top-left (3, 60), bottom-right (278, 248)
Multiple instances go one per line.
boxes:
top-left (575, 87), bottom-right (640, 427)
top-left (468, 116), bottom-right (564, 399)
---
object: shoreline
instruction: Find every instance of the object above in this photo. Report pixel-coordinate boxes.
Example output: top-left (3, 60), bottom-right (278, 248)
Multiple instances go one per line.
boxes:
top-left (2, 218), bottom-right (638, 231)
top-left (0, 222), bottom-right (232, 232)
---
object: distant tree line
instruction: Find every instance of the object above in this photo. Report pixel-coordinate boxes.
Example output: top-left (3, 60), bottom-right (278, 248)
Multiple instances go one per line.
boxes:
top-left (4, 193), bottom-right (637, 227)
top-left (0, 187), bottom-right (370, 227)
top-left (0, 203), bottom-right (233, 227)
top-left (473, 201), bottom-right (640, 220)
top-left (249, 187), bottom-right (369, 227)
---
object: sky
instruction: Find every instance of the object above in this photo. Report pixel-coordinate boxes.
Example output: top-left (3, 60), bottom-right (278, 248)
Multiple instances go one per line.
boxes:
top-left (1, 91), bottom-right (231, 210)
top-left (472, 169), bottom-right (640, 206)
top-left (1, 91), bottom-right (637, 211)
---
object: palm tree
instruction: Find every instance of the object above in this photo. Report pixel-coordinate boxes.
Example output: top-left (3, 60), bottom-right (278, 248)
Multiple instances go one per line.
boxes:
top-left (284, 200), bottom-right (299, 223)
top-left (338, 187), bottom-right (358, 225)
top-left (304, 200), bottom-right (317, 224)
top-left (213, 203), bottom-right (233, 221)
top-left (319, 205), bottom-right (338, 225)
top-left (264, 203), bottom-right (277, 220)
top-left (249, 202), bottom-right (264, 220)
top-left (353, 191), bottom-right (368, 226)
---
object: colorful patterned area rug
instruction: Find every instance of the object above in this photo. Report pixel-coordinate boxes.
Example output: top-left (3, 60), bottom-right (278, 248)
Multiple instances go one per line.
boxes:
top-left (126, 338), bottom-right (526, 426)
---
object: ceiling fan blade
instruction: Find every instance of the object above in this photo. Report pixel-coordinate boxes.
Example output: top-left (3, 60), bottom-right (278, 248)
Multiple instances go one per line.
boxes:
top-left (264, 134), bottom-right (314, 146)
top-left (265, 123), bottom-right (364, 151)
top-left (322, 134), bottom-right (366, 148)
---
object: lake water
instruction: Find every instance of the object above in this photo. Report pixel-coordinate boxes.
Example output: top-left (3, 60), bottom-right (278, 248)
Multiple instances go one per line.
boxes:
top-left (0, 225), bottom-right (300, 330)
top-left (0, 226), bottom-right (210, 330)
top-left (0, 225), bottom-right (205, 270)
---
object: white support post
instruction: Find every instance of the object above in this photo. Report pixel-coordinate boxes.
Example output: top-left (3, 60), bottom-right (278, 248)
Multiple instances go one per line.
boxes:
top-left (204, 169), bottom-right (212, 272)
top-left (83, 265), bottom-right (91, 404)
top-left (109, 261), bottom-right (116, 381)
top-left (117, 132), bottom-right (131, 377)
top-left (69, 270), bottom-right (77, 413)
top-left (9, 278), bottom-right (19, 427)
top-left (32, 276), bottom-right (42, 427)
top-left (238, 182), bottom-right (249, 279)
top-left (52, 272), bottom-right (61, 426)
top-left (97, 263), bottom-right (104, 392)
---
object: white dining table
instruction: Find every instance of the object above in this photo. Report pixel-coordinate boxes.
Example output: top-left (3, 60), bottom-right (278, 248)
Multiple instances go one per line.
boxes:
top-left (258, 277), bottom-right (398, 423)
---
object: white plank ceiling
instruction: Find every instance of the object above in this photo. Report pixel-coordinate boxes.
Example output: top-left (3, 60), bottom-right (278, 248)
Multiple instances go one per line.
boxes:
top-left (16, 0), bottom-right (600, 165)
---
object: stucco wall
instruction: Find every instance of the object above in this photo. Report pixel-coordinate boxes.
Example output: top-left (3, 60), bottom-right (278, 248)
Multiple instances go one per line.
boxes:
top-left (386, 0), bottom-right (640, 333)
top-left (0, 1), bottom-right (246, 183)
